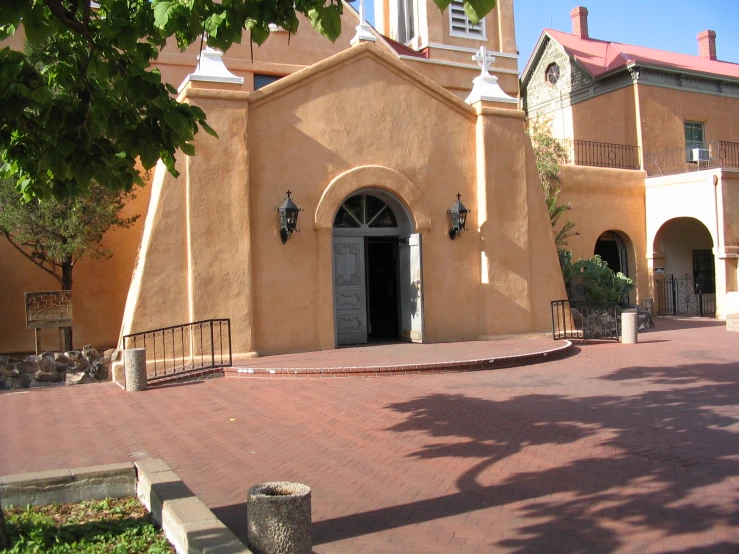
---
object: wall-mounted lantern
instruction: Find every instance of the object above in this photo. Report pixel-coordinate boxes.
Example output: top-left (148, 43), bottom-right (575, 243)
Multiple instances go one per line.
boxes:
top-left (277, 190), bottom-right (302, 244)
top-left (447, 193), bottom-right (469, 240)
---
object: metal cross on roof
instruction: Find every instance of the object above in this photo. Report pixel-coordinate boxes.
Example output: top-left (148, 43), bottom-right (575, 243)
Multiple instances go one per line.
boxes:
top-left (473, 46), bottom-right (497, 76)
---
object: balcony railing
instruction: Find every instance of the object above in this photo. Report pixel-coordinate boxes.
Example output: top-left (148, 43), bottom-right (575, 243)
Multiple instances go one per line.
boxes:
top-left (557, 139), bottom-right (642, 170)
top-left (644, 140), bottom-right (739, 177)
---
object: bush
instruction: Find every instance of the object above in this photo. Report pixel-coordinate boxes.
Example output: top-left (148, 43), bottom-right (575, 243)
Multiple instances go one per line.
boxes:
top-left (559, 250), bottom-right (633, 304)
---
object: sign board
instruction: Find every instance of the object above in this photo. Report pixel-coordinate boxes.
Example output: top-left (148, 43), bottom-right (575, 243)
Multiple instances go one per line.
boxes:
top-left (25, 291), bottom-right (73, 329)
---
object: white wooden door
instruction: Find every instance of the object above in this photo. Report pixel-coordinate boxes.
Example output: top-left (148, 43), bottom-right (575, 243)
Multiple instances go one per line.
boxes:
top-left (334, 236), bottom-right (368, 345)
top-left (399, 233), bottom-right (424, 343)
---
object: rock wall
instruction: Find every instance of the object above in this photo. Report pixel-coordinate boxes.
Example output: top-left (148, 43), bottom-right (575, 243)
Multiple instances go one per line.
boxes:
top-left (0, 346), bottom-right (117, 390)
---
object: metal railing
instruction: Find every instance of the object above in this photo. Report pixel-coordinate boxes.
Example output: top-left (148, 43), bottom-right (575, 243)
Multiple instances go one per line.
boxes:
top-left (654, 275), bottom-right (716, 317)
top-left (122, 319), bottom-right (232, 381)
top-left (557, 139), bottom-right (641, 170)
top-left (551, 300), bottom-right (621, 341)
top-left (644, 140), bottom-right (739, 177)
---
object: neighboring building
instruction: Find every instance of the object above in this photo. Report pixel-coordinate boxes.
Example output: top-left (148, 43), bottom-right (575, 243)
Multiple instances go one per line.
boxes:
top-left (521, 6), bottom-right (739, 319)
top-left (1, 0), bottom-right (566, 355)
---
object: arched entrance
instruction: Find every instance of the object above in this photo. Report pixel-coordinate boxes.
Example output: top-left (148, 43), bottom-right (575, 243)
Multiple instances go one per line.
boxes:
top-left (652, 217), bottom-right (716, 316)
top-left (332, 189), bottom-right (423, 345)
top-left (594, 231), bottom-right (630, 277)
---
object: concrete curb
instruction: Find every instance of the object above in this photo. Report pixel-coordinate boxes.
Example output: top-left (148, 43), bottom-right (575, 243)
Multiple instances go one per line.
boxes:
top-left (0, 460), bottom-right (251, 554)
top-left (0, 463), bottom-right (135, 508)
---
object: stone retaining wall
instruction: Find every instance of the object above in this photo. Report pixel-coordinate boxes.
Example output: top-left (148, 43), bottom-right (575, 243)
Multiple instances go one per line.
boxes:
top-left (0, 346), bottom-right (117, 390)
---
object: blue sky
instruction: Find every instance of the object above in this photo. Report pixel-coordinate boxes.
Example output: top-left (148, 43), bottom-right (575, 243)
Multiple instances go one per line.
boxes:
top-left (367, 0), bottom-right (739, 69)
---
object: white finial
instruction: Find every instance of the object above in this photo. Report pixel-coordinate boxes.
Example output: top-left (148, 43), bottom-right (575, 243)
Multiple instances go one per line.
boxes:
top-left (178, 41), bottom-right (244, 93)
top-left (351, 0), bottom-right (377, 45)
top-left (465, 46), bottom-right (517, 105)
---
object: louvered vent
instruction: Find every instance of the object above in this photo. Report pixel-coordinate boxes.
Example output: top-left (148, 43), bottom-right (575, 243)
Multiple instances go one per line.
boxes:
top-left (449, 0), bottom-right (486, 39)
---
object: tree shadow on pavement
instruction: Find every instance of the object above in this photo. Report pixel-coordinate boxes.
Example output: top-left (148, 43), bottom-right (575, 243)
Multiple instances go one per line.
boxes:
top-left (313, 361), bottom-right (739, 552)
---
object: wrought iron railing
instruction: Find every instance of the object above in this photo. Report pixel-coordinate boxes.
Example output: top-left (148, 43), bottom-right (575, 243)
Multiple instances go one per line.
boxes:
top-left (551, 300), bottom-right (621, 341)
top-left (557, 139), bottom-right (641, 170)
top-left (122, 319), bottom-right (232, 381)
top-left (644, 140), bottom-right (739, 177)
top-left (654, 275), bottom-right (716, 317)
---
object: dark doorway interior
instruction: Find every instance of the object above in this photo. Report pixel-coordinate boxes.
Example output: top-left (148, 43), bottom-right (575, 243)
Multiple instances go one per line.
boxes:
top-left (595, 239), bottom-right (621, 273)
top-left (366, 238), bottom-right (399, 341)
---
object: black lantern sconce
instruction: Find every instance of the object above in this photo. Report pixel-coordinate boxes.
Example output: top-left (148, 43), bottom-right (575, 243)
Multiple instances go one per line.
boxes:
top-left (447, 193), bottom-right (469, 240)
top-left (277, 190), bottom-right (303, 244)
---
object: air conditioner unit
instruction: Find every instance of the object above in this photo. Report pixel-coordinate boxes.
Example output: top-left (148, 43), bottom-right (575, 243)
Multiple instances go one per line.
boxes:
top-left (688, 148), bottom-right (710, 163)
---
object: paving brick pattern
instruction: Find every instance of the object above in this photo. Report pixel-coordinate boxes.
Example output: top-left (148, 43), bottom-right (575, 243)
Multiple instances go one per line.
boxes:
top-left (2, 318), bottom-right (738, 553)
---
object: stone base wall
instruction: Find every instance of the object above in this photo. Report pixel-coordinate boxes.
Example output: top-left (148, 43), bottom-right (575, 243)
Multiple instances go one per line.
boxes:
top-left (0, 346), bottom-right (117, 390)
top-left (727, 314), bottom-right (739, 333)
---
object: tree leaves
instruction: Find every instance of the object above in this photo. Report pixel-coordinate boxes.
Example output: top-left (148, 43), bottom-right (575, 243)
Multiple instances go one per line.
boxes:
top-left (308, 5), bottom-right (342, 43)
top-left (463, 0), bottom-right (497, 25)
top-left (1, 0), bottom-right (499, 200)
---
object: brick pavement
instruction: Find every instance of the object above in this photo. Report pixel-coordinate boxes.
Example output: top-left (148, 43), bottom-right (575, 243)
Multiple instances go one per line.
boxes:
top-left (1, 317), bottom-right (738, 553)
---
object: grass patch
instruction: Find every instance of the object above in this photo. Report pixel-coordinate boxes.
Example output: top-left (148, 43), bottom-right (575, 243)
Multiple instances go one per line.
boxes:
top-left (2, 496), bottom-right (173, 553)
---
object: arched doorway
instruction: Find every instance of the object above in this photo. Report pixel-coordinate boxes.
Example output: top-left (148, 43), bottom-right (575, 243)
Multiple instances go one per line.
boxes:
top-left (652, 217), bottom-right (715, 316)
top-left (332, 190), bottom-right (423, 345)
top-left (594, 231), bottom-right (629, 277)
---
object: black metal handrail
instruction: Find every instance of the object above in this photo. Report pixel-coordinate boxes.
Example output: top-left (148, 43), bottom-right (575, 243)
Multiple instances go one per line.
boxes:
top-left (122, 319), bottom-right (232, 381)
top-left (644, 140), bottom-right (739, 177)
top-left (557, 139), bottom-right (641, 170)
top-left (551, 300), bottom-right (621, 341)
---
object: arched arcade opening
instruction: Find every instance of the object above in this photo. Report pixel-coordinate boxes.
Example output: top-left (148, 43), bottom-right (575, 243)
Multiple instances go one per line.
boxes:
top-left (652, 217), bottom-right (716, 316)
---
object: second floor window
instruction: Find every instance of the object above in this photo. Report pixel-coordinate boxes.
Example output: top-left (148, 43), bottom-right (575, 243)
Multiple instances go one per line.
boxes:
top-left (684, 121), bottom-right (705, 148)
top-left (449, 0), bottom-right (486, 40)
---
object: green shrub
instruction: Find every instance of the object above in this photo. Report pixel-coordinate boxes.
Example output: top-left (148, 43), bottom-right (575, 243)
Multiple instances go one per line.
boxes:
top-left (559, 250), bottom-right (633, 304)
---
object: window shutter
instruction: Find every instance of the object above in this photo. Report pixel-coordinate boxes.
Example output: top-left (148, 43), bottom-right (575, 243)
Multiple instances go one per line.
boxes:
top-left (449, 0), bottom-right (485, 39)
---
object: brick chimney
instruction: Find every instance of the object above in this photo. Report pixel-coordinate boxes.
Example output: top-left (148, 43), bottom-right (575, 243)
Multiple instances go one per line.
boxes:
top-left (697, 30), bottom-right (717, 60)
top-left (571, 6), bottom-right (589, 39)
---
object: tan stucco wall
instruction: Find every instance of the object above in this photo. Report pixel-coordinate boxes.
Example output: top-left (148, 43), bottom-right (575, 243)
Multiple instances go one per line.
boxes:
top-left (558, 165), bottom-right (649, 303)
top-left (0, 186), bottom-right (151, 353)
top-left (570, 87), bottom-right (639, 147)
top-left (637, 85), bottom-right (739, 154)
top-left (121, 43), bottom-right (565, 357)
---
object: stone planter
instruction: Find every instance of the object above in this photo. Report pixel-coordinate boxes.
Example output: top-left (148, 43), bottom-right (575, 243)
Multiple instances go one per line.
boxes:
top-left (247, 482), bottom-right (311, 554)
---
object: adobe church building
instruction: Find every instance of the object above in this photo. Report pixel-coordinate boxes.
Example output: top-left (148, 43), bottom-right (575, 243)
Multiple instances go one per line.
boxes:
top-left (0, 0), bottom-right (568, 356)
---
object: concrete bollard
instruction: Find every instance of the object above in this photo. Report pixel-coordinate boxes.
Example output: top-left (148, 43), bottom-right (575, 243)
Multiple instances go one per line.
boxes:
top-left (621, 311), bottom-right (639, 344)
top-left (642, 298), bottom-right (654, 317)
top-left (247, 482), bottom-right (311, 554)
top-left (123, 348), bottom-right (147, 392)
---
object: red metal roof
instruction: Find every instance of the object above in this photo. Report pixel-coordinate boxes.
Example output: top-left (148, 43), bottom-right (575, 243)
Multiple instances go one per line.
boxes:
top-left (546, 28), bottom-right (739, 80)
top-left (381, 35), bottom-right (429, 59)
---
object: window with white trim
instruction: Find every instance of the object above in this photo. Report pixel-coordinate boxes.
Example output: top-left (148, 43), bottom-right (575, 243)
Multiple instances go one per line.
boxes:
top-left (449, 0), bottom-right (486, 40)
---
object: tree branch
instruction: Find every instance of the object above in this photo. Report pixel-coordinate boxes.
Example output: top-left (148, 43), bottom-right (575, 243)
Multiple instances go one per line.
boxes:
top-left (2, 230), bottom-right (62, 285)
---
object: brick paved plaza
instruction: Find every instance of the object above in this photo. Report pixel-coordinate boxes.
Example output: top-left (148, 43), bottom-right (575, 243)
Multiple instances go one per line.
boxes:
top-left (2, 318), bottom-right (738, 553)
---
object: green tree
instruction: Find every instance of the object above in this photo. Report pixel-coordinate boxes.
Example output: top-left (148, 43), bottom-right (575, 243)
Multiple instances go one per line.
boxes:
top-left (0, 0), bottom-right (497, 200)
top-left (528, 116), bottom-right (577, 248)
top-left (0, 178), bottom-right (139, 350)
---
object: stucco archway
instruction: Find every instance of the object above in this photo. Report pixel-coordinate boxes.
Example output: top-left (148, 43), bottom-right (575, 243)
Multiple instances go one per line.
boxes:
top-left (652, 217), bottom-right (716, 316)
top-left (315, 166), bottom-right (431, 231)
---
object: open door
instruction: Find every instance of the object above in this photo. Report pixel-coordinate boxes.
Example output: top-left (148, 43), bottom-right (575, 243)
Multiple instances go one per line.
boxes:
top-left (334, 236), bottom-right (368, 345)
top-left (399, 233), bottom-right (424, 343)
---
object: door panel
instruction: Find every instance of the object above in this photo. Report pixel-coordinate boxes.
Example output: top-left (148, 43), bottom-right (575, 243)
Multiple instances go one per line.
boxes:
top-left (399, 233), bottom-right (424, 343)
top-left (334, 236), bottom-right (368, 345)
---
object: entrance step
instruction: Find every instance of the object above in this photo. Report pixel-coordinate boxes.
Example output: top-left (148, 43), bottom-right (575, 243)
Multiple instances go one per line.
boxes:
top-left (224, 338), bottom-right (574, 379)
